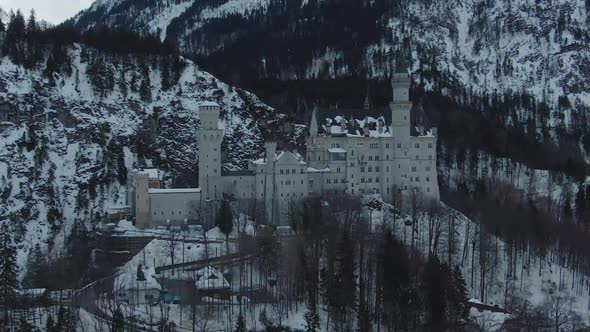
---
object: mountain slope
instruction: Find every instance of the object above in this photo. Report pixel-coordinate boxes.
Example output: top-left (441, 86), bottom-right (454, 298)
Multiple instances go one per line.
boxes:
top-left (71, 0), bottom-right (590, 124)
top-left (0, 42), bottom-right (289, 280)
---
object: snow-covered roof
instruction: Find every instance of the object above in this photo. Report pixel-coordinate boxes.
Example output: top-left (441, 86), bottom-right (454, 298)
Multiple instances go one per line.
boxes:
top-left (328, 148), bottom-right (346, 153)
top-left (196, 266), bottom-right (230, 290)
top-left (199, 101), bottom-right (220, 107)
top-left (307, 167), bottom-right (331, 173)
top-left (251, 150), bottom-right (306, 165)
top-left (148, 188), bottom-right (201, 194)
top-left (137, 168), bottom-right (160, 180)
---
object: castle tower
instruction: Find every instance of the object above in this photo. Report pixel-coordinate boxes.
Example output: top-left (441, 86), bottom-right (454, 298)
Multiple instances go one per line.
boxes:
top-left (197, 102), bottom-right (223, 200)
top-left (306, 106), bottom-right (324, 167)
top-left (390, 66), bottom-right (412, 139)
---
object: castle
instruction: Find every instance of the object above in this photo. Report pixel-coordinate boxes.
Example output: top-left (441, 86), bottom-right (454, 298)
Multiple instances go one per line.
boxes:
top-left (127, 70), bottom-right (439, 228)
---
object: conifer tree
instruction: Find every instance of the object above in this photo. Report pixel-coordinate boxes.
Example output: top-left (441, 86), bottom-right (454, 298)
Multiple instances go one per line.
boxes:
top-left (140, 64), bottom-right (152, 102)
top-left (303, 301), bottom-right (320, 332)
top-left (24, 243), bottom-right (45, 288)
top-left (112, 307), bottom-right (125, 332)
top-left (235, 314), bottom-right (247, 332)
top-left (45, 314), bottom-right (55, 332)
top-left (216, 199), bottom-right (234, 244)
top-left (0, 224), bottom-right (19, 321)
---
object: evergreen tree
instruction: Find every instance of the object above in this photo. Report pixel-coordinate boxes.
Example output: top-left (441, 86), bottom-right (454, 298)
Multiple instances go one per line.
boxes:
top-left (139, 64), bottom-right (152, 102)
top-left (112, 307), bottom-right (125, 332)
top-left (161, 57), bottom-right (172, 91)
top-left (0, 224), bottom-right (19, 319)
top-left (423, 256), bottom-right (448, 328)
top-left (23, 243), bottom-right (45, 288)
top-left (303, 302), bottom-right (320, 332)
top-left (17, 316), bottom-right (34, 332)
top-left (216, 199), bottom-right (234, 242)
top-left (45, 314), bottom-right (55, 332)
top-left (235, 314), bottom-right (247, 332)
top-left (136, 264), bottom-right (146, 281)
top-left (448, 265), bottom-right (469, 322)
top-left (158, 320), bottom-right (177, 332)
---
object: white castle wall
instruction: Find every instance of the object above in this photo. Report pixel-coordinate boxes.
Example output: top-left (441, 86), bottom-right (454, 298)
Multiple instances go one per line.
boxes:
top-left (131, 73), bottom-right (440, 228)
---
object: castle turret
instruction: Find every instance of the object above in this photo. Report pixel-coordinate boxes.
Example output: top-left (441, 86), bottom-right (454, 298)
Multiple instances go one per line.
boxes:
top-left (198, 101), bottom-right (223, 200)
top-left (309, 107), bottom-right (319, 137)
top-left (390, 63), bottom-right (412, 139)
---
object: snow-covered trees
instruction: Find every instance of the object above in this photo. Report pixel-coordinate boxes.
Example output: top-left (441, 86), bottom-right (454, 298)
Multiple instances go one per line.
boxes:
top-left (0, 224), bottom-right (19, 325)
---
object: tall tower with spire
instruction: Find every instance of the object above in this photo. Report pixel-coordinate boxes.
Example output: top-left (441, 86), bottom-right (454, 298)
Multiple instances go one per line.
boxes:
top-left (390, 60), bottom-right (412, 139)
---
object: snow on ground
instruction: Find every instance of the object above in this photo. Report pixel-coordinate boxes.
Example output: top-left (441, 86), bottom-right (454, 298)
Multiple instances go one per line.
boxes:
top-left (0, 42), bottom-right (285, 279)
top-left (367, 195), bottom-right (590, 328)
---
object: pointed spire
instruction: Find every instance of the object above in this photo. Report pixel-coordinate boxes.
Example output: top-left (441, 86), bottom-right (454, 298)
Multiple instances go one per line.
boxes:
top-left (363, 85), bottom-right (372, 110)
top-left (310, 106), bottom-right (318, 137)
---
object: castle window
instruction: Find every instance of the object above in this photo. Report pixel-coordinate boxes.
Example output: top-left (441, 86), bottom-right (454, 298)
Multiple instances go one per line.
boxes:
top-left (368, 178), bottom-right (372, 183)
top-left (387, 178), bottom-right (389, 183)
top-left (376, 178), bottom-right (380, 183)
top-left (404, 151), bottom-right (407, 156)
top-left (361, 178), bottom-right (365, 183)
top-left (309, 180), bottom-right (313, 186)
top-left (415, 143), bottom-right (420, 148)
top-left (415, 155), bottom-right (419, 160)
top-left (361, 155), bottom-right (365, 160)
top-left (234, 180), bottom-right (237, 185)
top-left (429, 155), bottom-right (433, 160)
top-left (280, 169), bottom-right (284, 174)
top-left (369, 156), bottom-right (373, 161)
top-left (386, 167), bottom-right (389, 172)
top-left (351, 150), bottom-right (354, 156)
top-left (387, 187), bottom-right (390, 194)
top-left (293, 169), bottom-right (296, 174)
top-left (411, 167), bottom-right (416, 172)
top-left (427, 187), bottom-right (431, 192)
top-left (334, 178), bottom-right (338, 183)
top-left (416, 177), bottom-right (419, 182)
top-left (426, 167), bottom-right (431, 171)
top-left (336, 167), bottom-right (341, 172)
top-left (327, 179), bottom-right (331, 184)
top-left (361, 167), bottom-right (365, 172)
top-left (154, 212), bottom-right (156, 215)
top-left (376, 167), bottom-right (380, 172)
top-left (214, 169), bottom-right (217, 173)
top-left (426, 177), bottom-right (430, 182)
top-left (386, 155), bottom-right (389, 160)
top-left (404, 186), bottom-right (408, 190)
top-left (399, 164), bottom-right (401, 168)
top-left (350, 163), bottom-right (354, 167)
top-left (341, 179), bottom-right (345, 183)
top-left (397, 143), bottom-right (402, 148)
top-left (286, 169), bottom-right (290, 174)
top-left (368, 167), bottom-right (372, 172)
top-left (386, 144), bottom-right (390, 148)
top-left (428, 143), bottom-right (433, 148)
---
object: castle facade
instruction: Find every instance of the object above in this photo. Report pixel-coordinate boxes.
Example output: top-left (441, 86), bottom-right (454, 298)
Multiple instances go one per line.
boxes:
top-left (128, 71), bottom-right (439, 228)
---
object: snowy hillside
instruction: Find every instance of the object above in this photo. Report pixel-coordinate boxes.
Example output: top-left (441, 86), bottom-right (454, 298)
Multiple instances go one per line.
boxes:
top-left (0, 43), bottom-right (288, 278)
top-left (71, 0), bottom-right (590, 128)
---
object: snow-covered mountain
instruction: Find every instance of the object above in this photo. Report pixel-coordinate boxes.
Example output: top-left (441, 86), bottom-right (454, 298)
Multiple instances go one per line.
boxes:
top-left (0, 42), bottom-right (290, 277)
top-left (70, 0), bottom-right (590, 129)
